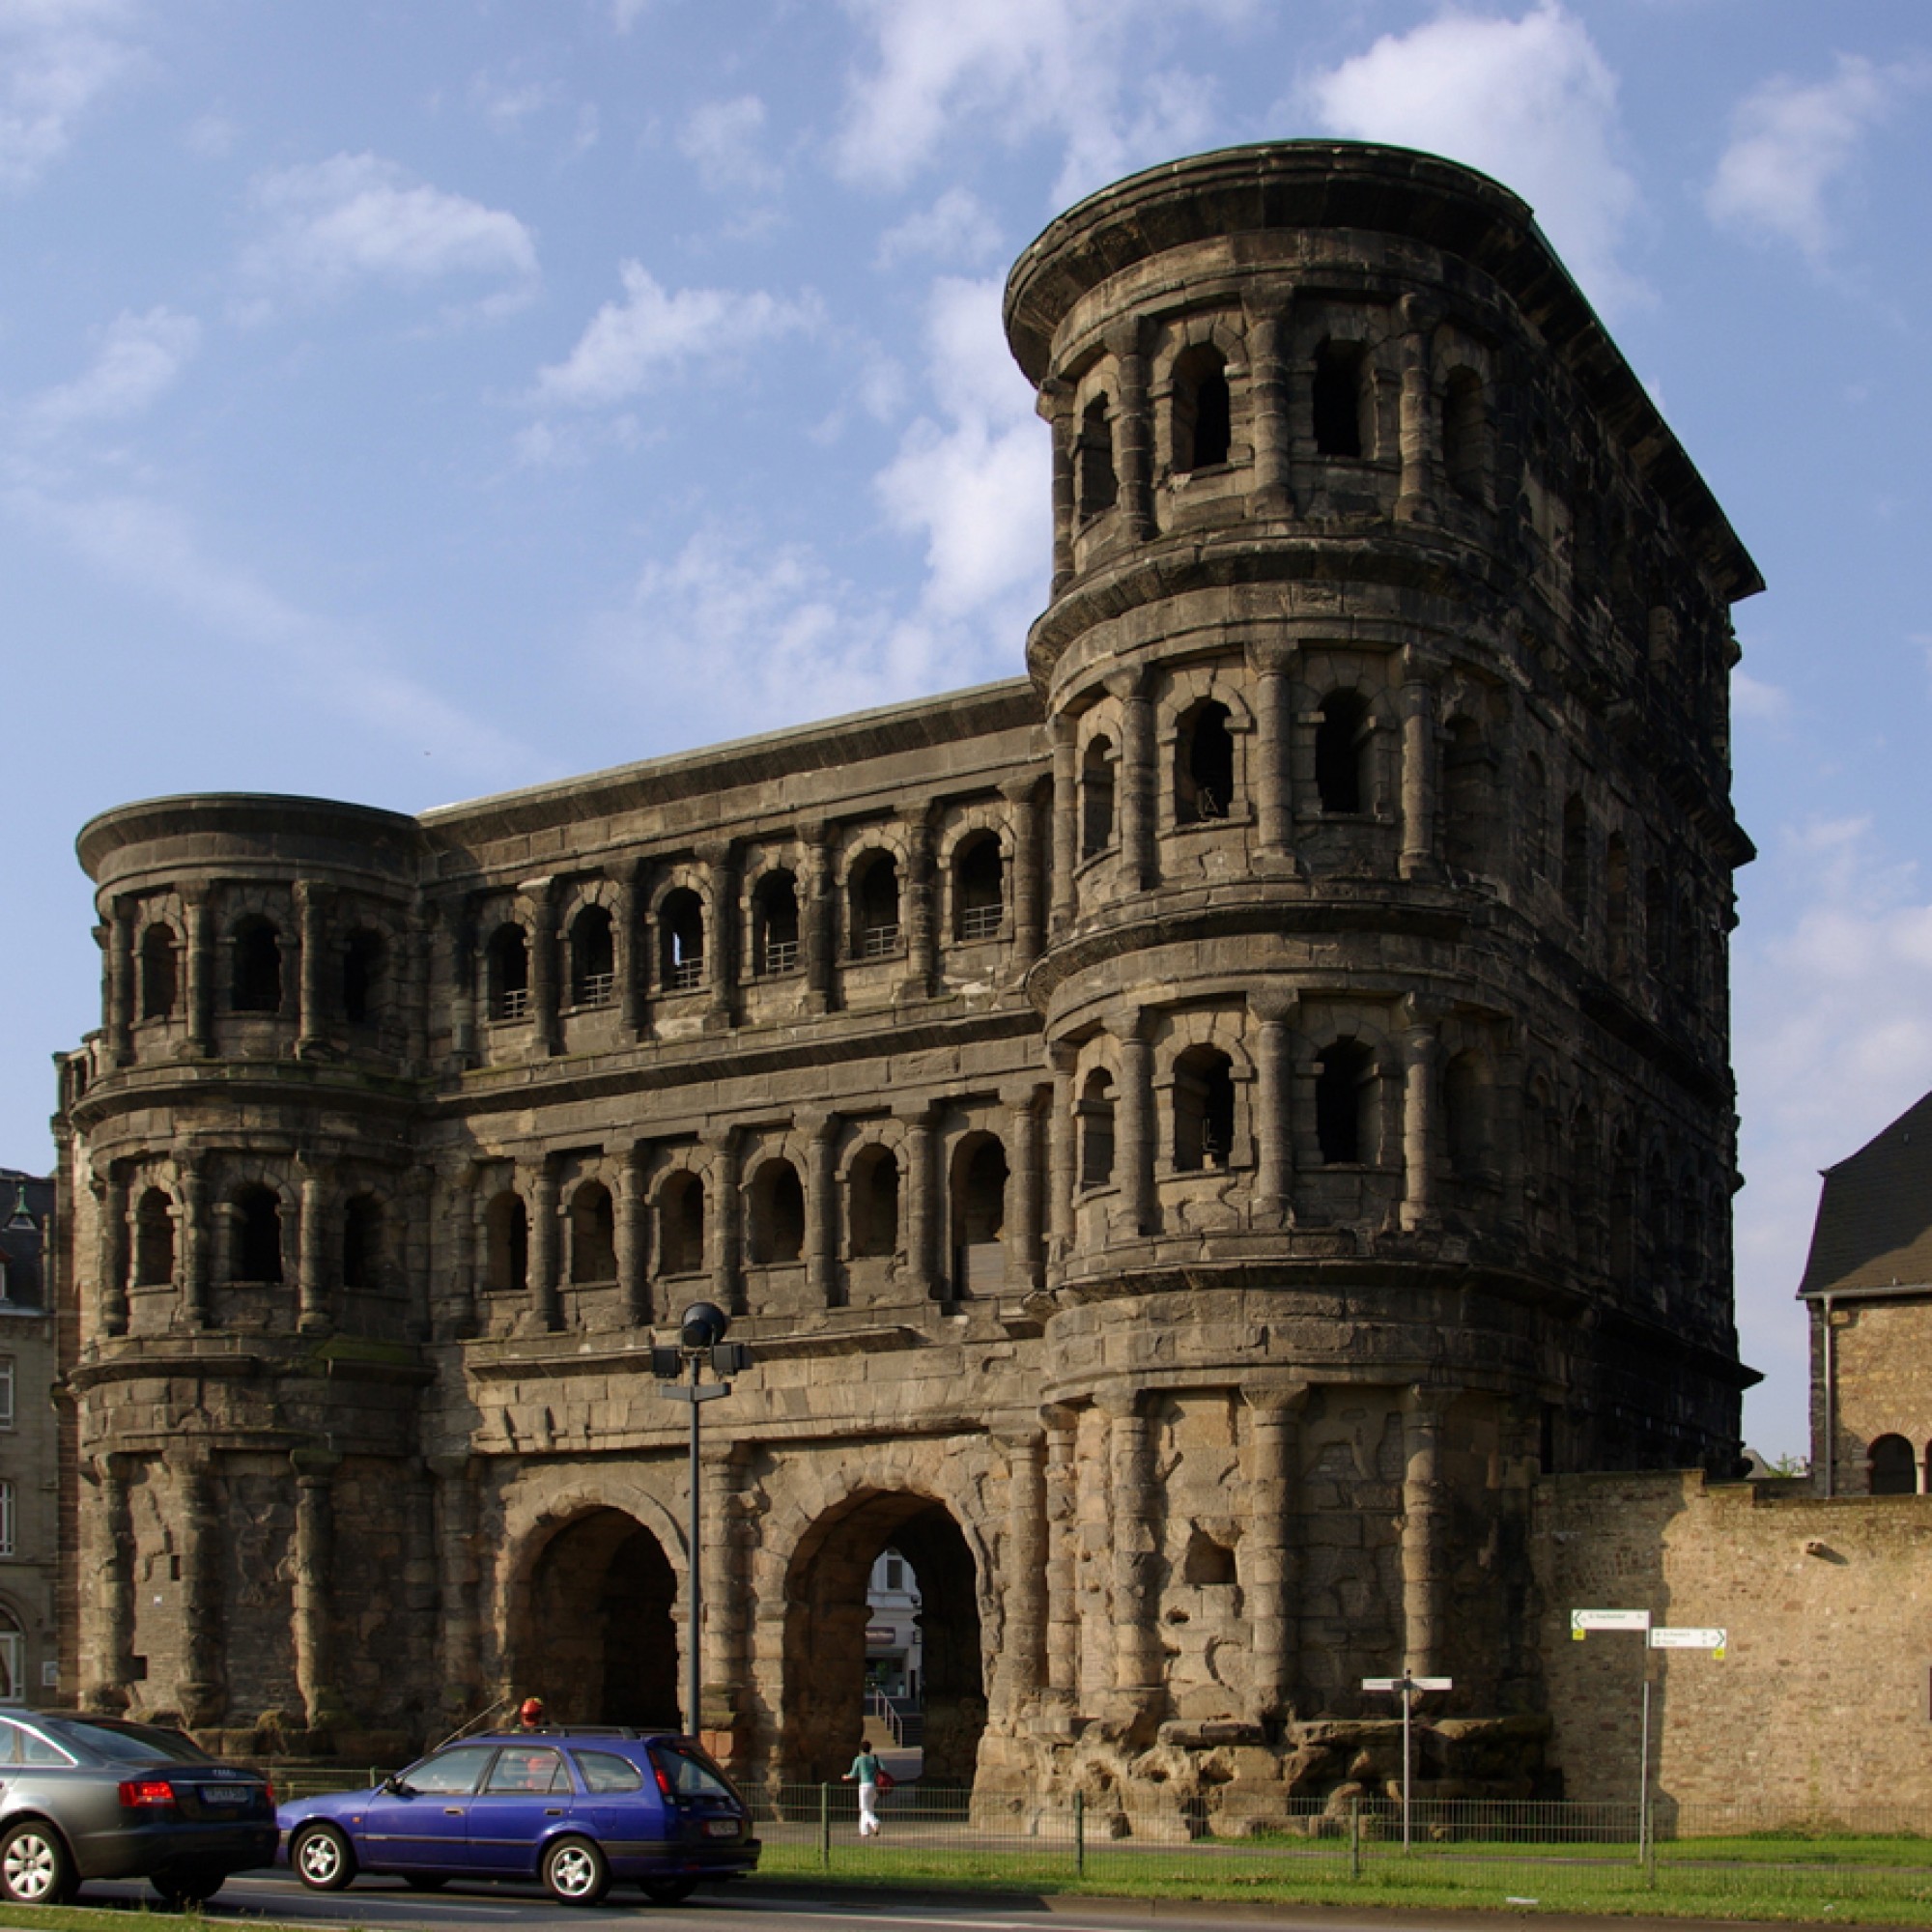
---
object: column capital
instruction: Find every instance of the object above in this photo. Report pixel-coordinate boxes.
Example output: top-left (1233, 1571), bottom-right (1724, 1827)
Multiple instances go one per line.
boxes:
top-left (795, 1107), bottom-right (840, 1145)
top-left (1105, 666), bottom-right (1148, 704)
top-left (289, 1447), bottom-right (342, 1482)
top-left (1250, 987), bottom-right (1298, 1027)
top-left (1404, 1382), bottom-right (1462, 1420)
top-left (1246, 639), bottom-right (1297, 680)
top-left (1039, 1402), bottom-right (1083, 1434)
top-left (1242, 1379), bottom-right (1312, 1416)
top-left (1398, 643), bottom-right (1449, 689)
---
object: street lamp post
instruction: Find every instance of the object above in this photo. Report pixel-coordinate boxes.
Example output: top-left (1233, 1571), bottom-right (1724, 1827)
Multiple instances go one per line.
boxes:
top-left (653, 1301), bottom-right (751, 1740)
top-left (1361, 1671), bottom-right (1452, 1849)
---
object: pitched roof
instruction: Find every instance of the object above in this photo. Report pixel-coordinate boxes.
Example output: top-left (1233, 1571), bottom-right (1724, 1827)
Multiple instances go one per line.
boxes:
top-left (1797, 1090), bottom-right (1932, 1298)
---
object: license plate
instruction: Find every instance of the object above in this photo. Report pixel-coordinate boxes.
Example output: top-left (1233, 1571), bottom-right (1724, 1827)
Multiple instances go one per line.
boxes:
top-left (201, 1784), bottom-right (250, 1805)
top-left (703, 1819), bottom-right (738, 1838)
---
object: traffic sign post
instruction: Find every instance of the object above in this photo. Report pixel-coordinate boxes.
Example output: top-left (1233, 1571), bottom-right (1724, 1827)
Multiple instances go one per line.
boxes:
top-left (1361, 1673), bottom-right (1452, 1850)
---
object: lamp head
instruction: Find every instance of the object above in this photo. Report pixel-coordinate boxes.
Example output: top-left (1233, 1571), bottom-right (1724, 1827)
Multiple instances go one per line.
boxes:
top-left (679, 1300), bottom-right (729, 1351)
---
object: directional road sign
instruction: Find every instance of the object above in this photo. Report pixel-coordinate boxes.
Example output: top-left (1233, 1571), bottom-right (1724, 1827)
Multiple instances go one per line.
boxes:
top-left (1571, 1608), bottom-right (1652, 1637)
top-left (1650, 1626), bottom-right (1726, 1657)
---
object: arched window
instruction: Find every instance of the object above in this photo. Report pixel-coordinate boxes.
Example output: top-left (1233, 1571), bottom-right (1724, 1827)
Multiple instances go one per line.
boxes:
top-left (1605, 835), bottom-right (1631, 981)
top-left (569, 1181), bottom-right (616, 1283)
top-left (1312, 339), bottom-right (1367, 458)
top-left (487, 923), bottom-right (529, 1021)
top-left (753, 871), bottom-right (801, 977)
top-left (231, 917), bottom-right (283, 1014)
top-left (952, 1134), bottom-right (1008, 1293)
top-left (1172, 345), bottom-right (1231, 471)
top-left (1869, 1434), bottom-right (1917, 1496)
top-left (1316, 1038), bottom-right (1377, 1165)
top-left (0, 1482), bottom-right (14, 1559)
top-left (1080, 736), bottom-right (1117, 859)
top-left (660, 889), bottom-right (705, 992)
top-left (1441, 718), bottom-right (1492, 875)
top-left (1561, 795), bottom-right (1589, 926)
top-left (1315, 690), bottom-right (1370, 814)
top-left (1076, 395), bottom-right (1117, 518)
top-left (849, 853), bottom-right (901, 959)
top-left (1078, 1069), bottom-right (1116, 1190)
top-left (1172, 1045), bottom-right (1235, 1171)
top-left (848, 1145), bottom-right (900, 1259)
top-left (342, 928), bottom-right (384, 1024)
top-left (570, 906), bottom-right (615, 1009)
top-left (132, 1187), bottom-right (174, 1286)
top-left (1175, 700), bottom-right (1235, 825)
top-left (1441, 367), bottom-right (1487, 498)
top-left (1443, 1053), bottom-right (1492, 1178)
top-left (139, 925), bottom-right (178, 1019)
top-left (954, 835), bottom-right (1005, 941)
top-left (658, 1172), bottom-right (705, 1275)
top-left (747, 1160), bottom-right (805, 1265)
top-left (342, 1194), bottom-right (383, 1290)
top-left (234, 1184), bottom-right (283, 1283)
top-left (484, 1190), bottom-right (527, 1293)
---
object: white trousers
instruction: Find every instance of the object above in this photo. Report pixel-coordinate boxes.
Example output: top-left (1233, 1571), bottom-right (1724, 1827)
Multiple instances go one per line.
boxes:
top-left (858, 1780), bottom-right (880, 1835)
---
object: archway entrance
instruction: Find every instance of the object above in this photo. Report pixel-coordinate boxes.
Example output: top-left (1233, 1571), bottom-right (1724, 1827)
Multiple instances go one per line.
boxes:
top-left (781, 1492), bottom-right (983, 1787)
top-left (520, 1510), bottom-right (679, 1727)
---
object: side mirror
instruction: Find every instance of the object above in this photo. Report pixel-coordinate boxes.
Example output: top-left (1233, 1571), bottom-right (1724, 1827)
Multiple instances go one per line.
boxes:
top-left (381, 1775), bottom-right (407, 1796)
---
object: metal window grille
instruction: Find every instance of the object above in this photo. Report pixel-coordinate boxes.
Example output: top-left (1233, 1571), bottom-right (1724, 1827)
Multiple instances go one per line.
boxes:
top-left (495, 987), bottom-right (530, 1022)
top-left (576, 972), bottom-right (615, 1009)
top-left (959, 903), bottom-right (1004, 941)
top-left (668, 957), bottom-right (705, 992)
top-left (760, 939), bottom-right (800, 976)
top-left (859, 924), bottom-right (901, 959)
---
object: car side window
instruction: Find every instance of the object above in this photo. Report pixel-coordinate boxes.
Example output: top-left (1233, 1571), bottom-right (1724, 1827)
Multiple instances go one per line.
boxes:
top-left (573, 1750), bottom-right (644, 1794)
top-left (404, 1745), bottom-right (497, 1796)
top-left (0, 1722), bottom-right (18, 1765)
top-left (484, 1747), bottom-right (563, 1795)
top-left (17, 1729), bottom-right (73, 1767)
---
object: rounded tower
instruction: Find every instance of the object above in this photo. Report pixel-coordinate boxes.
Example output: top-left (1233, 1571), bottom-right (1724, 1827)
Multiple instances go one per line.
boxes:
top-left (1004, 142), bottom-right (1758, 1748)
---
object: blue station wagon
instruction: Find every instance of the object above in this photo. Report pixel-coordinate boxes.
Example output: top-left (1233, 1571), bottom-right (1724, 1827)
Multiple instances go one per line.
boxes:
top-left (277, 1729), bottom-right (759, 1906)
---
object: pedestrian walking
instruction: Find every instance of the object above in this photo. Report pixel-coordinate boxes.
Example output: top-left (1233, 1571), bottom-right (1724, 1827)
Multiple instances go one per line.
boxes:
top-left (842, 1738), bottom-right (883, 1836)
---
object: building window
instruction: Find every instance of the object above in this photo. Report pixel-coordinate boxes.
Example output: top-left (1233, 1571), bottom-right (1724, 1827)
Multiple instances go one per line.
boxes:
top-left (658, 1172), bottom-right (705, 1275)
top-left (660, 889), bottom-right (706, 993)
top-left (230, 916), bottom-right (283, 1014)
top-left (1172, 1046), bottom-right (1235, 1171)
top-left (0, 1607), bottom-right (18, 1701)
top-left (753, 871), bottom-right (801, 977)
top-left (1175, 700), bottom-right (1235, 825)
top-left (746, 1160), bottom-right (805, 1266)
top-left (487, 923), bottom-right (529, 1021)
top-left (139, 925), bottom-right (178, 1020)
top-left (1312, 339), bottom-right (1368, 458)
top-left (1441, 367), bottom-right (1487, 498)
top-left (848, 1146), bottom-right (899, 1259)
top-left (953, 835), bottom-right (1005, 942)
top-left (1869, 1434), bottom-right (1917, 1497)
top-left (484, 1190), bottom-right (527, 1293)
top-left (0, 1482), bottom-right (15, 1558)
top-left (569, 906), bottom-right (615, 1009)
top-left (132, 1187), bottom-right (174, 1287)
top-left (1080, 737), bottom-right (1117, 859)
top-left (1076, 395), bottom-right (1117, 518)
top-left (1443, 1053), bottom-right (1493, 1179)
top-left (1315, 691), bottom-right (1370, 814)
top-left (1441, 718), bottom-right (1493, 875)
top-left (0, 1359), bottom-right (13, 1429)
top-left (1562, 795), bottom-right (1589, 926)
top-left (1316, 1039), bottom-right (1377, 1165)
top-left (341, 1195), bottom-right (383, 1291)
top-left (849, 853), bottom-right (901, 960)
top-left (234, 1186), bottom-right (284, 1283)
top-left (1172, 345), bottom-right (1231, 471)
top-left (1077, 1069), bottom-right (1116, 1191)
top-left (569, 1181), bottom-right (617, 1284)
top-left (342, 928), bottom-right (384, 1024)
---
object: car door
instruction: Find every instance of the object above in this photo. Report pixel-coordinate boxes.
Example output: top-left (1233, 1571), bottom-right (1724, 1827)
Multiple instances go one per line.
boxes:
top-left (466, 1747), bottom-right (569, 1876)
top-left (356, 1744), bottom-right (496, 1876)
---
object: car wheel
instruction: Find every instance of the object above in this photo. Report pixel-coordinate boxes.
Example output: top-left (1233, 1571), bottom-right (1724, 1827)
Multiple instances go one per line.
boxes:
top-left (403, 1872), bottom-right (449, 1890)
top-left (0, 1820), bottom-right (73, 1905)
top-left (152, 1864), bottom-right (226, 1908)
top-left (541, 1834), bottom-right (609, 1905)
top-left (292, 1821), bottom-right (357, 1891)
top-left (640, 1877), bottom-right (697, 1905)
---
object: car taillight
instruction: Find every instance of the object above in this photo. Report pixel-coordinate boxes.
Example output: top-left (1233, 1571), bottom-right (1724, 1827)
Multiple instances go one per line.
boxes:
top-left (651, 1761), bottom-right (674, 1800)
top-left (264, 1780), bottom-right (275, 1806)
top-left (118, 1779), bottom-right (177, 1808)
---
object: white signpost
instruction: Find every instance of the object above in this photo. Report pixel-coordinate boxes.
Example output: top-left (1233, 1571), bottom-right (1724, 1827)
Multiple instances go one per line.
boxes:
top-left (1361, 1672), bottom-right (1453, 1849)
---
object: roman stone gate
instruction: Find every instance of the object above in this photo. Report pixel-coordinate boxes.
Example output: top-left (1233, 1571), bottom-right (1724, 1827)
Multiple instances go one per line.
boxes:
top-left (57, 139), bottom-right (1758, 1822)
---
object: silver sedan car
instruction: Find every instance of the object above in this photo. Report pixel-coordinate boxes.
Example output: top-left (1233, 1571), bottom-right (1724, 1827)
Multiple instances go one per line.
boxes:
top-left (0, 1711), bottom-right (276, 1905)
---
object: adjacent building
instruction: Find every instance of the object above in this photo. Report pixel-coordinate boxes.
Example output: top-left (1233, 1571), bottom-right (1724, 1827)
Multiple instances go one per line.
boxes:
top-left (0, 1173), bottom-right (60, 1704)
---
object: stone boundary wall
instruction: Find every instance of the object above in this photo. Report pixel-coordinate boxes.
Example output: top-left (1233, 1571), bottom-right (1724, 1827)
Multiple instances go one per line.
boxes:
top-left (1535, 1469), bottom-right (1932, 1817)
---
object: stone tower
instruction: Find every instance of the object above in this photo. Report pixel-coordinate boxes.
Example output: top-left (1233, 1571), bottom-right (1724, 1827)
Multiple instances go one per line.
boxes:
top-left (55, 142), bottom-right (1758, 1817)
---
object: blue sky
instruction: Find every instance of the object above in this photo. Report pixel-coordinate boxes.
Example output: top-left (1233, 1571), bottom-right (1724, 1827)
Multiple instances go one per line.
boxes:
top-left (4, 0), bottom-right (1928, 1461)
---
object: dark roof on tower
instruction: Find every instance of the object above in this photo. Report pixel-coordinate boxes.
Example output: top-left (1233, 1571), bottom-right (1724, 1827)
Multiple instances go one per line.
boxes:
top-left (1797, 1091), bottom-right (1932, 1299)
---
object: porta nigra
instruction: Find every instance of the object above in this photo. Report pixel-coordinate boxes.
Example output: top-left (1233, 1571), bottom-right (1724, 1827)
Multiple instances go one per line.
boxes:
top-left (54, 141), bottom-right (1759, 1824)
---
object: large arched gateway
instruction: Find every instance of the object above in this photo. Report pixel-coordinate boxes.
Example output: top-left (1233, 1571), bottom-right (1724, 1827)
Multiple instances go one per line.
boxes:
top-left (514, 1510), bottom-right (680, 1728)
top-left (780, 1492), bottom-right (983, 1787)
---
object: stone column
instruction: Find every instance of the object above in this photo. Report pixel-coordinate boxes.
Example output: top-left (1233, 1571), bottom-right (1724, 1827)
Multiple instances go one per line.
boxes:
top-left (429, 1454), bottom-right (482, 1719)
top-left (1401, 1387), bottom-right (1457, 1680)
top-left (95, 1169), bottom-right (127, 1337)
top-left (1400, 1002), bottom-right (1438, 1232)
top-left (902, 810), bottom-right (937, 999)
top-left (1111, 322), bottom-right (1153, 540)
top-left (802, 825), bottom-right (835, 1014)
top-left (181, 1156), bottom-right (211, 1327)
top-left (614, 1148), bottom-right (649, 1326)
top-left (1042, 1406), bottom-right (1079, 1706)
top-left (1003, 778), bottom-right (1043, 973)
top-left (1395, 297), bottom-right (1438, 524)
top-left (107, 898), bottom-right (134, 1065)
top-left (527, 1161), bottom-right (559, 1331)
top-left (1047, 1041), bottom-right (1077, 1265)
top-left (1398, 648), bottom-right (1442, 882)
top-left (1245, 305), bottom-right (1293, 513)
top-left (1114, 1012), bottom-right (1155, 1237)
top-left (441, 1160), bottom-right (478, 1340)
top-left (1000, 1429), bottom-right (1048, 1714)
top-left (290, 1450), bottom-right (342, 1730)
top-left (175, 1449), bottom-right (223, 1725)
top-left (1243, 1384), bottom-right (1308, 1722)
top-left (296, 879), bottom-right (328, 1056)
top-left (803, 1111), bottom-right (839, 1307)
top-left (1249, 642), bottom-right (1296, 862)
top-left (1042, 383), bottom-right (1075, 593)
top-left (1102, 1393), bottom-right (1160, 1694)
top-left (184, 887), bottom-right (214, 1058)
top-left (298, 1157), bottom-right (330, 1332)
top-left (1251, 990), bottom-right (1296, 1224)
top-left (899, 1105), bottom-right (938, 1300)
top-left (705, 1128), bottom-right (742, 1315)
top-left (615, 875), bottom-right (642, 1036)
top-left (527, 881), bottom-right (560, 1056)
top-left (1114, 671), bottom-right (1156, 889)
top-left (1004, 1083), bottom-right (1043, 1293)
top-left (1048, 716), bottom-right (1078, 934)
top-left (92, 1456), bottom-right (137, 1709)
top-left (701, 842), bottom-right (736, 1030)
top-left (446, 903), bottom-right (478, 1069)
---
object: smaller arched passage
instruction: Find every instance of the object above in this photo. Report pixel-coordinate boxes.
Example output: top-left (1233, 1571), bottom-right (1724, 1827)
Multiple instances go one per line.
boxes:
top-left (1869, 1434), bottom-right (1918, 1497)
top-left (512, 1509), bottom-right (682, 1728)
top-left (780, 1491), bottom-right (984, 1787)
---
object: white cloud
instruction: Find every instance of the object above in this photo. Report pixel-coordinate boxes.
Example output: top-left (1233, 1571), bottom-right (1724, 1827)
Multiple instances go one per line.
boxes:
top-left (1705, 55), bottom-right (1925, 262)
top-left (0, 0), bottom-right (138, 192)
top-left (834, 0), bottom-right (1241, 206)
top-left (877, 186), bottom-right (1002, 269)
top-left (472, 74), bottom-right (565, 136)
top-left (531, 263), bottom-right (819, 409)
top-left (608, 0), bottom-right (650, 29)
top-left (1300, 2), bottom-right (1643, 313)
top-left (183, 111), bottom-right (237, 159)
top-left (240, 153), bottom-right (539, 318)
top-left (25, 305), bottom-right (199, 432)
top-left (679, 94), bottom-right (782, 197)
top-left (1730, 668), bottom-right (1791, 727)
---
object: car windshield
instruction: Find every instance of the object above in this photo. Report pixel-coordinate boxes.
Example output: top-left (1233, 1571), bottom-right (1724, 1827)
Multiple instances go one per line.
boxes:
top-left (649, 1742), bottom-right (739, 1804)
top-left (43, 1719), bottom-right (214, 1765)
